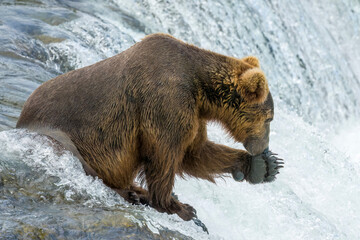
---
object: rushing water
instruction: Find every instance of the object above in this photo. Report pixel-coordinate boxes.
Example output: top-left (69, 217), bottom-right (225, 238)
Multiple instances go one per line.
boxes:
top-left (0, 0), bottom-right (360, 239)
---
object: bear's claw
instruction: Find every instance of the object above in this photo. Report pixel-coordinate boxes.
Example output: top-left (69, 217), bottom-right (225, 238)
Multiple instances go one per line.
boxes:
top-left (248, 148), bottom-right (284, 184)
top-left (193, 217), bottom-right (209, 234)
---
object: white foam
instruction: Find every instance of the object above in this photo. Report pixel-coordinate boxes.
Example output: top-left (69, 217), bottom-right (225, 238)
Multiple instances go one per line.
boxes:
top-left (174, 109), bottom-right (360, 239)
top-left (0, 129), bottom-right (126, 207)
top-left (0, 129), bottom-right (207, 238)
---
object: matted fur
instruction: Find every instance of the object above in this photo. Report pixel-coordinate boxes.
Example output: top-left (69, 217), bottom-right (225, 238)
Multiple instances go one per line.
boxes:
top-left (16, 33), bottom-right (274, 221)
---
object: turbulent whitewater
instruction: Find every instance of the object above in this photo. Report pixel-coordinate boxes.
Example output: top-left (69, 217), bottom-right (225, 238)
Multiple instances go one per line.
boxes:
top-left (0, 0), bottom-right (359, 239)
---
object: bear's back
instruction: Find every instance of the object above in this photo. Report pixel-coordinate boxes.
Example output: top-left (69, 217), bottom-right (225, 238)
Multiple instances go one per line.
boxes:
top-left (16, 34), bottom-right (198, 136)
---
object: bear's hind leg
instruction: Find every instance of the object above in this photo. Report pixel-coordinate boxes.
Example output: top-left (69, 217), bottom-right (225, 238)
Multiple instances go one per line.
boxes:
top-left (112, 184), bottom-right (149, 205)
top-left (130, 184), bottom-right (149, 205)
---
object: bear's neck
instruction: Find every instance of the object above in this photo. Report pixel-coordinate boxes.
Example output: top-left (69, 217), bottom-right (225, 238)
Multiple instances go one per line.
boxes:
top-left (189, 49), bottom-right (243, 120)
top-left (185, 48), bottom-right (248, 143)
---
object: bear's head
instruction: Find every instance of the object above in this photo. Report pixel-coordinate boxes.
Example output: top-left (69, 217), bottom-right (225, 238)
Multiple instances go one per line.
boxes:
top-left (199, 56), bottom-right (274, 155)
top-left (201, 56), bottom-right (273, 156)
top-left (229, 56), bottom-right (273, 156)
top-left (238, 91), bottom-right (274, 156)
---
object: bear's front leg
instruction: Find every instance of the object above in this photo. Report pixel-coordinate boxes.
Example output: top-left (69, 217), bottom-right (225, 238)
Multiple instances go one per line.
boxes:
top-left (144, 152), bottom-right (197, 221)
top-left (181, 140), bottom-right (283, 184)
top-left (181, 140), bottom-right (252, 181)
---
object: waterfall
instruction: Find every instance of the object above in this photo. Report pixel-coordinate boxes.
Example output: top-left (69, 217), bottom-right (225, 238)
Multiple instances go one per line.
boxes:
top-left (0, 0), bottom-right (359, 239)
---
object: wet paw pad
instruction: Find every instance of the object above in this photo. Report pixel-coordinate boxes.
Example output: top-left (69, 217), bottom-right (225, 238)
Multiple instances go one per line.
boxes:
top-left (249, 148), bottom-right (284, 184)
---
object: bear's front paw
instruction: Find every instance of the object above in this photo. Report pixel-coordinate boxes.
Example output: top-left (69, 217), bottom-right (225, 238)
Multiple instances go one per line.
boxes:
top-left (248, 148), bottom-right (284, 184)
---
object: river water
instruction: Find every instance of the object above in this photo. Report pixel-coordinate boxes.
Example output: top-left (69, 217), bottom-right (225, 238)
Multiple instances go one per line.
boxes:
top-left (0, 0), bottom-right (360, 239)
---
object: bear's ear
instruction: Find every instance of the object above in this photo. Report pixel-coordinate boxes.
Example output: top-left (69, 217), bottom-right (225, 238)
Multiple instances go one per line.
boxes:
top-left (234, 68), bottom-right (269, 104)
top-left (241, 56), bottom-right (260, 68)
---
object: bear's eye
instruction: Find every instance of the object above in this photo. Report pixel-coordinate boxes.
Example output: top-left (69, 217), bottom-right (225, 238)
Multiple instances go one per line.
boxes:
top-left (265, 117), bottom-right (273, 123)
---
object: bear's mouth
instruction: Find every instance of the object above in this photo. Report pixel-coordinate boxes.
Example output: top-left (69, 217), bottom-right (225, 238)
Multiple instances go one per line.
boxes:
top-left (244, 137), bottom-right (269, 156)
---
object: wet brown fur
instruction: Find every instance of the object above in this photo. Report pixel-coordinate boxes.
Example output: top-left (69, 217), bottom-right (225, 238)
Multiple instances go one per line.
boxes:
top-left (16, 33), bottom-right (273, 221)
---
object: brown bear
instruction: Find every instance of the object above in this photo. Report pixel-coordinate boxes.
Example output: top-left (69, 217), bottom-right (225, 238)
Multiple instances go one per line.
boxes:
top-left (16, 33), bottom-right (277, 221)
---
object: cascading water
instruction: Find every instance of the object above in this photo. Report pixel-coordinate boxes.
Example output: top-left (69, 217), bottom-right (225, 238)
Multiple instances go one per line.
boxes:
top-left (0, 0), bottom-right (359, 239)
